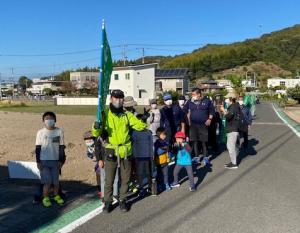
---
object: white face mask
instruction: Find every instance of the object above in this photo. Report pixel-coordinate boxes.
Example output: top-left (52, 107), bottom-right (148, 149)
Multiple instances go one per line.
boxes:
top-left (238, 101), bottom-right (244, 105)
top-left (165, 100), bottom-right (172, 106)
top-left (192, 96), bottom-right (200, 101)
top-left (45, 119), bottom-right (55, 128)
top-left (178, 100), bottom-right (185, 106)
top-left (85, 139), bottom-right (94, 147)
top-left (151, 104), bottom-right (157, 109)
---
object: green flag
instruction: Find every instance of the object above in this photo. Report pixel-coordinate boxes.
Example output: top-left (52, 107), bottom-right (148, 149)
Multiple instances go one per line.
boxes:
top-left (97, 20), bottom-right (113, 123)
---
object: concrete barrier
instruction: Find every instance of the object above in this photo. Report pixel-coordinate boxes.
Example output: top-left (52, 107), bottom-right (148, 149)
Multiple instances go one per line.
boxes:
top-left (56, 97), bottom-right (150, 106)
top-left (7, 160), bottom-right (41, 179)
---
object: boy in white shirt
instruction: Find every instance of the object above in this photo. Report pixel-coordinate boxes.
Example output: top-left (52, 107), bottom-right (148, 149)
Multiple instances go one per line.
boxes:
top-left (35, 112), bottom-right (65, 207)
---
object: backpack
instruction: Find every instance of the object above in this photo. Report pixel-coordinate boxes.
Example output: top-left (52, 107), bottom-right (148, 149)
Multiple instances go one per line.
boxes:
top-left (237, 106), bottom-right (251, 130)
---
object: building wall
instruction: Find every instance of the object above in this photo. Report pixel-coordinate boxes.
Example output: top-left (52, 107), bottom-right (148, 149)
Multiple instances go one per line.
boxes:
top-left (109, 70), bottom-right (135, 96)
top-left (109, 66), bottom-right (155, 105)
top-left (267, 79), bottom-right (300, 88)
top-left (28, 83), bottom-right (57, 94)
top-left (156, 78), bottom-right (187, 94)
top-left (70, 72), bottom-right (99, 88)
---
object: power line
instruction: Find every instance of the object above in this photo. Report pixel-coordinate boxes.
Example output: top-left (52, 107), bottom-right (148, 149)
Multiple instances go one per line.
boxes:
top-left (0, 43), bottom-right (203, 57)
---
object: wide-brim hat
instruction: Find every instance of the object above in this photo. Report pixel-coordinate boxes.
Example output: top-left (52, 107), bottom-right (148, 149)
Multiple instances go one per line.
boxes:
top-left (123, 96), bottom-right (137, 107)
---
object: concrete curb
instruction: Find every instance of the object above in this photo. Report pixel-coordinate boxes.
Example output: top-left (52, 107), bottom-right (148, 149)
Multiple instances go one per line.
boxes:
top-left (272, 103), bottom-right (300, 138)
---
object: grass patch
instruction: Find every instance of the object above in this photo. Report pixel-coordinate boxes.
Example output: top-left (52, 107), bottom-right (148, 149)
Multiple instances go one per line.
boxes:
top-left (0, 101), bottom-right (97, 115)
top-left (0, 100), bottom-right (28, 108)
top-left (0, 101), bottom-right (148, 116)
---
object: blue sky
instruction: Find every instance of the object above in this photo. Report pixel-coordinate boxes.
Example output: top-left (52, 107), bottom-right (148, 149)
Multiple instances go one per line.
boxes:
top-left (0, 0), bottom-right (300, 79)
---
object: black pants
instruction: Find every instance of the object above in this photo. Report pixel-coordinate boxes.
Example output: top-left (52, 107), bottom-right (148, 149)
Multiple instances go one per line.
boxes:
top-left (239, 130), bottom-right (249, 148)
top-left (190, 124), bottom-right (208, 157)
top-left (135, 159), bottom-right (152, 188)
top-left (191, 141), bottom-right (208, 157)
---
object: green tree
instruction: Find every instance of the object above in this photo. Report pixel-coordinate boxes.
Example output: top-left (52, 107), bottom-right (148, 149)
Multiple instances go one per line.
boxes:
top-left (227, 74), bottom-right (244, 96)
top-left (42, 88), bottom-right (54, 96)
top-left (18, 76), bottom-right (33, 91)
top-left (287, 85), bottom-right (300, 103)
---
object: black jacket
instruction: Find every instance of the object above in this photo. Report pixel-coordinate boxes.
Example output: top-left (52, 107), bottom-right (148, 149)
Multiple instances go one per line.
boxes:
top-left (225, 102), bottom-right (240, 133)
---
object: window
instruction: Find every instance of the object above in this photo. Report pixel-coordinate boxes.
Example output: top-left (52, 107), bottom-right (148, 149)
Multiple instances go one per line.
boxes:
top-left (125, 73), bottom-right (130, 80)
top-left (280, 81), bottom-right (285, 86)
top-left (114, 74), bottom-right (119, 80)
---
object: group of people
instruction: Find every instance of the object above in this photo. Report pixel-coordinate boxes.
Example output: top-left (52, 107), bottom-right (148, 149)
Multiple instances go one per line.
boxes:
top-left (35, 88), bottom-right (255, 213)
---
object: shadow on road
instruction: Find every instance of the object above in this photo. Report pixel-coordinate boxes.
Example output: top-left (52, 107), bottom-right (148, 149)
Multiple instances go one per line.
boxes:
top-left (237, 138), bottom-right (259, 165)
top-left (0, 165), bottom-right (98, 233)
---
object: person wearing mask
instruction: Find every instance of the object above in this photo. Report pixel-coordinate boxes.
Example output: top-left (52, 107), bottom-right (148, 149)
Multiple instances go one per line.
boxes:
top-left (183, 88), bottom-right (215, 166)
top-left (147, 99), bottom-right (161, 137)
top-left (220, 97), bottom-right (240, 169)
top-left (238, 96), bottom-right (252, 149)
top-left (123, 96), bottom-right (138, 116)
top-left (160, 94), bottom-right (176, 144)
top-left (92, 89), bottom-right (146, 213)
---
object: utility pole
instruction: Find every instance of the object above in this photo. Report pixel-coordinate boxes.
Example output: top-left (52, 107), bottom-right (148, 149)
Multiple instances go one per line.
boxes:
top-left (0, 72), bottom-right (2, 101)
top-left (136, 48), bottom-right (145, 64)
top-left (11, 68), bottom-right (15, 99)
top-left (122, 44), bottom-right (127, 66)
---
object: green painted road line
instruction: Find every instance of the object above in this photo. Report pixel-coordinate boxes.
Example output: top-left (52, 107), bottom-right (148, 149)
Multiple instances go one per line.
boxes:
top-left (31, 198), bottom-right (102, 233)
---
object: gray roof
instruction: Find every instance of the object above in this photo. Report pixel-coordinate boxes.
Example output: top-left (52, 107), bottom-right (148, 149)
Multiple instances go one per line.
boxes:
top-left (155, 68), bottom-right (189, 78)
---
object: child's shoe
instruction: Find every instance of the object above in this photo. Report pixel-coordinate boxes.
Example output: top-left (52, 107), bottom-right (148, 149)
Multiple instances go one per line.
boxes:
top-left (42, 196), bottom-right (52, 207)
top-left (165, 184), bottom-right (171, 191)
top-left (189, 187), bottom-right (196, 192)
top-left (203, 157), bottom-right (211, 166)
top-left (171, 183), bottom-right (180, 188)
top-left (53, 194), bottom-right (64, 205)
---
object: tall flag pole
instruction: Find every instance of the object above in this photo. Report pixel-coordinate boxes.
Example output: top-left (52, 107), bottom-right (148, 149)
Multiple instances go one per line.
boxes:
top-left (96, 19), bottom-right (113, 123)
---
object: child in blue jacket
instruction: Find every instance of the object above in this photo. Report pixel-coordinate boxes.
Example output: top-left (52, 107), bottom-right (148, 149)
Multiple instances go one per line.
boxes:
top-left (171, 131), bottom-right (196, 191)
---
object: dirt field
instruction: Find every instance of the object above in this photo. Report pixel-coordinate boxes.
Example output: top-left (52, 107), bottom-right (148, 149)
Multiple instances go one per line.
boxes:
top-left (0, 111), bottom-right (98, 184)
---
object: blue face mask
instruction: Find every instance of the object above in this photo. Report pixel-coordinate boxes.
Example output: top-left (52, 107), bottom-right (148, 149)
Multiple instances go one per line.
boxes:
top-left (45, 119), bottom-right (55, 128)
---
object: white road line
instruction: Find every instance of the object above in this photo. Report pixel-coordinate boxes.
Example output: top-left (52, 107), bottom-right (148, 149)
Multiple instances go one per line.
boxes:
top-left (57, 206), bottom-right (104, 233)
top-left (252, 122), bottom-right (285, 125)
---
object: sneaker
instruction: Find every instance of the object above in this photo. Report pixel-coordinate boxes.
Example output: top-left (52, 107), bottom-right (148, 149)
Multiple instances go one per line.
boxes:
top-left (171, 183), bottom-right (180, 188)
top-left (103, 202), bottom-right (112, 214)
top-left (53, 195), bottom-right (64, 205)
top-left (138, 189), bottom-right (146, 198)
top-left (203, 157), bottom-right (211, 166)
top-left (42, 197), bottom-right (52, 207)
top-left (192, 157), bottom-right (201, 164)
top-left (224, 162), bottom-right (232, 167)
top-left (225, 163), bottom-right (238, 169)
top-left (165, 184), bottom-right (171, 191)
top-left (119, 201), bottom-right (129, 212)
top-left (189, 187), bottom-right (196, 192)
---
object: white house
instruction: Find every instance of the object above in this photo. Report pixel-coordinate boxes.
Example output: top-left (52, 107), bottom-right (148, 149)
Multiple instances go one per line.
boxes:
top-left (70, 72), bottom-right (99, 89)
top-left (267, 77), bottom-right (300, 89)
top-left (27, 81), bottom-right (58, 95)
top-left (108, 63), bottom-right (157, 105)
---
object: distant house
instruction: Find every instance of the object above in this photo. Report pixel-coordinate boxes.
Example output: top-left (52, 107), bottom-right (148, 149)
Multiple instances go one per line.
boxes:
top-left (27, 81), bottom-right (59, 95)
top-left (69, 64), bottom-right (157, 105)
top-left (198, 80), bottom-right (225, 93)
top-left (109, 63), bottom-right (157, 105)
top-left (155, 68), bottom-right (190, 95)
top-left (267, 77), bottom-right (300, 89)
top-left (70, 72), bottom-right (99, 89)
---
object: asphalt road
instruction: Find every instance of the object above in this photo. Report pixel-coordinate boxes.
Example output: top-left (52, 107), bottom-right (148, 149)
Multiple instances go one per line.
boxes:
top-left (74, 102), bottom-right (300, 233)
